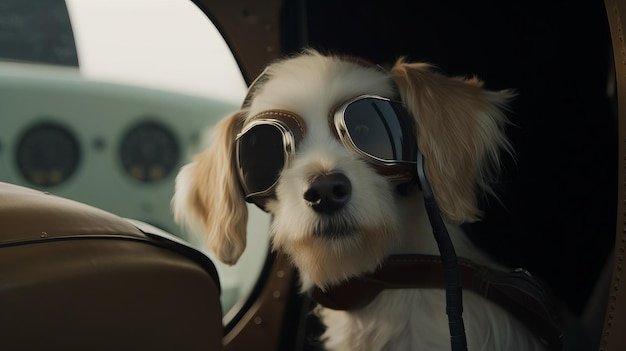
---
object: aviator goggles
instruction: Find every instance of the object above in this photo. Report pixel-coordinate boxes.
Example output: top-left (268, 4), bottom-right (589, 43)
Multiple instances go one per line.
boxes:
top-left (235, 95), bottom-right (419, 210)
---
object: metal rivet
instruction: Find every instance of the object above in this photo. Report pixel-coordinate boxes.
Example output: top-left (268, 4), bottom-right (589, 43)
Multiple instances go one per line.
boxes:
top-left (273, 290), bottom-right (281, 299)
top-left (253, 316), bottom-right (263, 325)
top-left (40, 232), bottom-right (47, 238)
top-left (276, 270), bottom-right (284, 278)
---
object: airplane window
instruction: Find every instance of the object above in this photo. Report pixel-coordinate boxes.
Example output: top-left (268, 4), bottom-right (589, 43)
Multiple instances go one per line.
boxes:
top-left (0, 0), bottom-right (269, 316)
top-left (66, 0), bottom-right (246, 104)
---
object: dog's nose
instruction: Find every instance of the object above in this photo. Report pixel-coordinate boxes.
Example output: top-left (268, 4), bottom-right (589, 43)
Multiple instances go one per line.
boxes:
top-left (303, 173), bottom-right (352, 214)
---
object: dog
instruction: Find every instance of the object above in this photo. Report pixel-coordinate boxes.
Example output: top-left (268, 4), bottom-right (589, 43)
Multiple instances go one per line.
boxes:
top-left (172, 49), bottom-right (549, 350)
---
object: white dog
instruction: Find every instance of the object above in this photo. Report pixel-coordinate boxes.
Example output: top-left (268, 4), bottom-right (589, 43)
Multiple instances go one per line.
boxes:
top-left (173, 49), bottom-right (558, 350)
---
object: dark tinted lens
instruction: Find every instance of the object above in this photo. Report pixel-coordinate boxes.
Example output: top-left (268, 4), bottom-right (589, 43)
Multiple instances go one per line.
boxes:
top-left (237, 124), bottom-right (285, 195)
top-left (343, 98), bottom-right (416, 162)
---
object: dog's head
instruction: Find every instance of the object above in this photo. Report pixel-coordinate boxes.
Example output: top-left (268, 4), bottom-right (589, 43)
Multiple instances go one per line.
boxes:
top-left (173, 49), bottom-right (513, 290)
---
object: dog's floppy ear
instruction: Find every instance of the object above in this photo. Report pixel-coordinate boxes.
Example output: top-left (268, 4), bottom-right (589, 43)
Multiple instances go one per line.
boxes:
top-left (390, 59), bottom-right (513, 223)
top-left (173, 112), bottom-right (248, 265)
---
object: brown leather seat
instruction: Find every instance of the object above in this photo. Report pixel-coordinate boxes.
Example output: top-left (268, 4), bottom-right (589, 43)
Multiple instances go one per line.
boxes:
top-left (0, 182), bottom-right (223, 350)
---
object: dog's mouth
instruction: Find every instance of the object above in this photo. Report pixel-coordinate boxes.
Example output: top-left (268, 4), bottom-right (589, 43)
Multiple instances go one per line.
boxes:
top-left (311, 215), bottom-right (359, 239)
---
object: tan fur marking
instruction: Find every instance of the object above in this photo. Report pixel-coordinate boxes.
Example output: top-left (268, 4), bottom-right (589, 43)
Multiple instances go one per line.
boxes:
top-left (190, 113), bottom-right (248, 264)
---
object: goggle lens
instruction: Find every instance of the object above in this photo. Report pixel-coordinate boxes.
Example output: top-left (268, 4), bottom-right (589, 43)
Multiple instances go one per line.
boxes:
top-left (342, 97), bottom-right (416, 163)
top-left (237, 123), bottom-right (286, 196)
top-left (236, 96), bottom-right (417, 208)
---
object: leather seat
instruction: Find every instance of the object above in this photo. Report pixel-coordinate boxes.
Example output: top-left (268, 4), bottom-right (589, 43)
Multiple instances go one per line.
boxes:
top-left (0, 182), bottom-right (223, 350)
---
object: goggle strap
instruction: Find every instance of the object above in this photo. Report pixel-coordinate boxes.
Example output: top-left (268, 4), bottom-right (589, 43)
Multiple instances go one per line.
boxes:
top-left (242, 55), bottom-right (386, 110)
top-left (418, 150), bottom-right (468, 350)
top-left (416, 151), bottom-right (432, 198)
top-left (241, 67), bottom-right (270, 109)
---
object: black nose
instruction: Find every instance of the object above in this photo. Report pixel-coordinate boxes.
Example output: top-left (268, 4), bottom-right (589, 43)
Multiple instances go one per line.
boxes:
top-left (303, 173), bottom-right (352, 214)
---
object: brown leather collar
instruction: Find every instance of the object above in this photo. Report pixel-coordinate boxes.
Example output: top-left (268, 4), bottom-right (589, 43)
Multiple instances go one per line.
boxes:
top-left (311, 254), bottom-right (564, 350)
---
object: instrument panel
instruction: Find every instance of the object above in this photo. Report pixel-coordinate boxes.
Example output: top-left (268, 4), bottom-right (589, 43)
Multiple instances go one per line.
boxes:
top-left (0, 61), bottom-right (235, 240)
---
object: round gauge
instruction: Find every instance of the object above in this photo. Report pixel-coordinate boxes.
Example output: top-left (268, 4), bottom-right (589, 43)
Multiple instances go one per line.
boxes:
top-left (119, 120), bottom-right (179, 182)
top-left (16, 122), bottom-right (81, 187)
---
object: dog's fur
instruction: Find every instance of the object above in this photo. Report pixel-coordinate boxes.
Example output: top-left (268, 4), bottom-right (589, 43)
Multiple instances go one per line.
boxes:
top-left (173, 49), bottom-right (545, 350)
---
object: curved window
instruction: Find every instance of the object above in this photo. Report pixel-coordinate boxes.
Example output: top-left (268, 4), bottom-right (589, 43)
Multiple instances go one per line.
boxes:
top-left (66, 0), bottom-right (246, 103)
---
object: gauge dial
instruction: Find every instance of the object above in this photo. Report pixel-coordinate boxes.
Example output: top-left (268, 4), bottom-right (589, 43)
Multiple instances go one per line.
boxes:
top-left (120, 120), bottom-right (179, 182)
top-left (16, 122), bottom-right (81, 187)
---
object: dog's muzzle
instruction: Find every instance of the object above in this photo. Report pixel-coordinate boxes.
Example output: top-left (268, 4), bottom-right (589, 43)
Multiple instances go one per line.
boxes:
top-left (235, 95), bottom-right (419, 211)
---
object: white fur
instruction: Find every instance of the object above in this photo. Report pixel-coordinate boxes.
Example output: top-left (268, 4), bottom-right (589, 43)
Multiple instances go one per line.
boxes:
top-left (173, 49), bottom-right (545, 350)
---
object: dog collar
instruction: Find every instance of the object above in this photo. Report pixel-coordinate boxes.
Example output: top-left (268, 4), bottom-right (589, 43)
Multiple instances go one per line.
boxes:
top-left (310, 254), bottom-right (564, 351)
